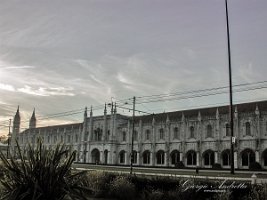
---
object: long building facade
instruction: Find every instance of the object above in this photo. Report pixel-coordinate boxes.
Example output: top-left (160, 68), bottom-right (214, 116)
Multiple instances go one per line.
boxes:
top-left (10, 101), bottom-right (267, 169)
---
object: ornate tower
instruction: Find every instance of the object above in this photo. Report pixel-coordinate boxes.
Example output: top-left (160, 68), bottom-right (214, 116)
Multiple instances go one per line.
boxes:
top-left (10, 106), bottom-right (21, 155)
top-left (89, 106), bottom-right (93, 141)
top-left (29, 108), bottom-right (36, 129)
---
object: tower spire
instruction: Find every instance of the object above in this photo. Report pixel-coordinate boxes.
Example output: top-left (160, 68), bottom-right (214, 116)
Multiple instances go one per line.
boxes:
top-left (11, 106), bottom-right (21, 156)
top-left (84, 107), bottom-right (88, 118)
top-left (15, 106), bottom-right (20, 118)
top-left (29, 108), bottom-right (36, 129)
top-left (104, 103), bottom-right (107, 114)
top-left (90, 106), bottom-right (93, 117)
top-left (114, 103), bottom-right (117, 113)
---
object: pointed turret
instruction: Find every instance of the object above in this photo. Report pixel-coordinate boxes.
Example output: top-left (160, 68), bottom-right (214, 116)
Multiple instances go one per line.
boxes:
top-left (166, 114), bottom-right (170, 125)
top-left (81, 107), bottom-right (88, 142)
top-left (29, 108), bottom-right (36, 129)
top-left (11, 106), bottom-right (21, 156)
top-left (89, 106), bottom-right (93, 141)
top-left (114, 103), bottom-right (117, 114)
top-left (198, 111), bottom-right (201, 121)
top-left (104, 103), bottom-right (107, 115)
top-left (110, 102), bottom-right (114, 114)
top-left (14, 106), bottom-right (20, 122)
top-left (181, 112), bottom-right (185, 122)
top-left (84, 106), bottom-right (88, 119)
top-left (255, 104), bottom-right (260, 116)
top-left (152, 114), bottom-right (155, 126)
top-left (13, 106), bottom-right (20, 131)
top-left (216, 108), bottom-right (220, 120)
top-left (90, 106), bottom-right (93, 117)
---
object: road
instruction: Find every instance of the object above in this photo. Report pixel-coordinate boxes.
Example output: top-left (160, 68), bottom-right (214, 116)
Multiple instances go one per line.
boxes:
top-left (73, 163), bottom-right (267, 183)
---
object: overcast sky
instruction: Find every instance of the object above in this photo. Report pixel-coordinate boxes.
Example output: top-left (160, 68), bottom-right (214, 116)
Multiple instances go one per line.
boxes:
top-left (1, 0), bottom-right (267, 135)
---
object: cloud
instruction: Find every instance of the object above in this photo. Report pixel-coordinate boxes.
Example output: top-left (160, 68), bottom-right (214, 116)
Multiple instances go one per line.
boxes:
top-left (1, 66), bottom-right (35, 70)
top-left (0, 83), bottom-right (15, 91)
top-left (117, 73), bottom-right (132, 85)
top-left (17, 85), bottom-right (75, 97)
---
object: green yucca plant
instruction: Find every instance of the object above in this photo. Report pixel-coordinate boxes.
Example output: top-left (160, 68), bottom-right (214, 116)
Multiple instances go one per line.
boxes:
top-left (0, 139), bottom-right (90, 200)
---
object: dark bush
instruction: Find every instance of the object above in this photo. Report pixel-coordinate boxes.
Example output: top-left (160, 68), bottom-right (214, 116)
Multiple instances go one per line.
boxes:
top-left (109, 176), bottom-right (136, 200)
top-left (249, 162), bottom-right (262, 170)
top-left (212, 163), bottom-right (222, 169)
top-left (0, 139), bottom-right (90, 200)
top-left (175, 161), bottom-right (185, 169)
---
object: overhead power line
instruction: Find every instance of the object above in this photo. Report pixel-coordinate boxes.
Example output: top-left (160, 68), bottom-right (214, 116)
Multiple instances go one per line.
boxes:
top-left (116, 80), bottom-right (267, 106)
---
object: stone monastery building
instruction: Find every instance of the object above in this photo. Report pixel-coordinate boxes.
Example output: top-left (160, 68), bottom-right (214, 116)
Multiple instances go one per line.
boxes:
top-left (10, 100), bottom-right (267, 169)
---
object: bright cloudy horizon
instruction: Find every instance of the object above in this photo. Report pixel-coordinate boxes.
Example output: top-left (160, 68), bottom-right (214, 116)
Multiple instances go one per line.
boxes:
top-left (1, 0), bottom-right (267, 136)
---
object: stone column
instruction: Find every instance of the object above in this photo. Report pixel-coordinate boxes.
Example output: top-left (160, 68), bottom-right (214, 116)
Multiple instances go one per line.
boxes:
top-left (150, 152), bottom-right (153, 166)
top-left (108, 150), bottom-right (112, 164)
top-left (137, 152), bottom-right (140, 165)
top-left (215, 152), bottom-right (218, 163)
top-left (164, 152), bottom-right (168, 166)
top-left (89, 144), bottom-right (92, 163)
top-left (256, 151), bottom-right (260, 163)
top-left (126, 152), bottom-right (130, 165)
top-left (112, 151), bottom-right (117, 165)
top-left (124, 152), bottom-right (128, 165)
top-left (217, 151), bottom-right (221, 165)
top-left (152, 152), bottom-right (155, 166)
top-left (234, 151), bottom-right (238, 169)
top-left (100, 151), bottom-right (103, 164)
top-left (197, 152), bottom-right (200, 166)
top-left (180, 152), bottom-right (183, 163)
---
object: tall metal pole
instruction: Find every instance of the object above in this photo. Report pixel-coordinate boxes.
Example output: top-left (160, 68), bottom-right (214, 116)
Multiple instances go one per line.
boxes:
top-left (225, 0), bottom-right (235, 174)
top-left (130, 96), bottom-right (136, 175)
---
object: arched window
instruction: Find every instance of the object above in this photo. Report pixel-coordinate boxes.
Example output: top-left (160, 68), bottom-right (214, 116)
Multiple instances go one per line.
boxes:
top-left (187, 150), bottom-right (196, 166)
top-left (133, 130), bottom-right (138, 141)
top-left (156, 150), bottom-right (165, 165)
top-left (107, 130), bottom-right (110, 140)
top-left (190, 126), bottom-right (194, 138)
top-left (203, 150), bottom-right (215, 166)
top-left (207, 125), bottom-right (212, 138)
top-left (91, 149), bottom-right (100, 164)
top-left (221, 149), bottom-right (230, 166)
top-left (143, 151), bottom-right (150, 164)
top-left (159, 128), bottom-right (164, 140)
top-left (85, 131), bottom-right (89, 141)
top-left (241, 149), bottom-right (255, 166)
top-left (171, 150), bottom-right (180, 165)
top-left (94, 128), bottom-right (102, 141)
top-left (132, 151), bottom-right (137, 164)
top-left (173, 127), bottom-right (179, 139)
top-left (119, 150), bottom-right (126, 164)
top-left (145, 129), bottom-right (150, 141)
top-left (104, 150), bottom-right (108, 164)
top-left (245, 122), bottom-right (251, 136)
top-left (262, 149), bottom-right (267, 166)
top-left (225, 123), bottom-right (230, 137)
top-left (122, 131), bottom-right (126, 142)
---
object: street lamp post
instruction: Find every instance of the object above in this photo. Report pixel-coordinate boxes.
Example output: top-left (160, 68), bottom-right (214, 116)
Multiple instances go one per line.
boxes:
top-left (225, 0), bottom-right (235, 174)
